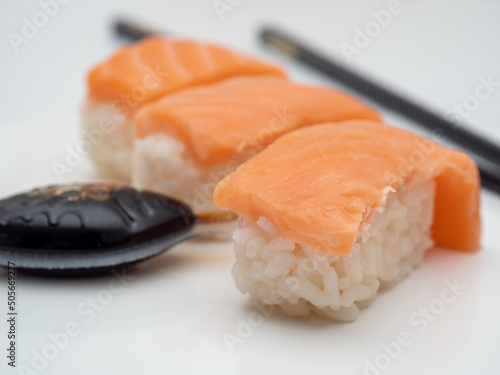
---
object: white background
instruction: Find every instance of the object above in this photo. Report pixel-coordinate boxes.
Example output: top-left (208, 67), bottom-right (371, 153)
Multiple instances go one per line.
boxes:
top-left (1, 1), bottom-right (500, 374)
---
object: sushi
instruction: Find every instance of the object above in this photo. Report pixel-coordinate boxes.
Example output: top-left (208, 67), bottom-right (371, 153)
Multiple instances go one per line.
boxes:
top-left (82, 37), bottom-right (286, 180)
top-left (213, 121), bottom-right (481, 321)
top-left (131, 77), bottom-right (381, 213)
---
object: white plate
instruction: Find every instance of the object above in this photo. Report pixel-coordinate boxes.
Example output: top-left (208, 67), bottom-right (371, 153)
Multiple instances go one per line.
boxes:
top-left (1, 113), bottom-right (500, 375)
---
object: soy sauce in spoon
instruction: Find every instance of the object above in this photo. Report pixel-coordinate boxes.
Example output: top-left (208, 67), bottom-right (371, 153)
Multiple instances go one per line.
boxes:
top-left (0, 184), bottom-right (233, 276)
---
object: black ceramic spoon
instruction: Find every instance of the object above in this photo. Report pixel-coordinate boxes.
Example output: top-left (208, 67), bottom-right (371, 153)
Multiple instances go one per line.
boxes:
top-left (0, 184), bottom-right (233, 276)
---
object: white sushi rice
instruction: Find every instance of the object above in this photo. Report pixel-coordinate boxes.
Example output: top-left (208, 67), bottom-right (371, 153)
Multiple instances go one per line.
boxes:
top-left (133, 133), bottom-right (246, 213)
top-left (81, 100), bottom-right (134, 181)
top-left (231, 180), bottom-right (436, 321)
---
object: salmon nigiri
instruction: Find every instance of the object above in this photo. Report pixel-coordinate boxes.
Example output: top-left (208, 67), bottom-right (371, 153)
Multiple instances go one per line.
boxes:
top-left (131, 77), bottom-right (381, 213)
top-left (81, 37), bottom-right (286, 180)
top-left (214, 121), bottom-right (481, 321)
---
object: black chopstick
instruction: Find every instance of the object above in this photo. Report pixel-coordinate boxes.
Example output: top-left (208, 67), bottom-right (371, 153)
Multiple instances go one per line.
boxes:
top-left (114, 19), bottom-right (160, 41)
top-left (479, 164), bottom-right (500, 193)
top-left (260, 26), bottom-right (500, 194)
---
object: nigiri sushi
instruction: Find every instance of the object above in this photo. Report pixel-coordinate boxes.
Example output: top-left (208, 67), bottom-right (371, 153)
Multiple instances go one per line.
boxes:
top-left (131, 77), bottom-right (381, 213)
top-left (214, 121), bottom-right (481, 321)
top-left (82, 37), bottom-right (286, 180)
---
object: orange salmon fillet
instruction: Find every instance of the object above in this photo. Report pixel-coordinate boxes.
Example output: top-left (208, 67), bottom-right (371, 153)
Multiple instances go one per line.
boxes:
top-left (133, 77), bottom-right (381, 167)
top-left (214, 121), bottom-right (481, 256)
top-left (87, 37), bottom-right (286, 108)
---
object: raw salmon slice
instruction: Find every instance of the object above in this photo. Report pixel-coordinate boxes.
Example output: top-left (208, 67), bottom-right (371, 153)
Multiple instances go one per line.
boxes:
top-left (87, 37), bottom-right (286, 107)
top-left (133, 77), bottom-right (381, 167)
top-left (214, 121), bottom-right (481, 255)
